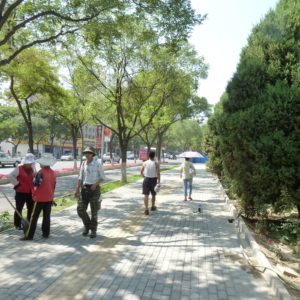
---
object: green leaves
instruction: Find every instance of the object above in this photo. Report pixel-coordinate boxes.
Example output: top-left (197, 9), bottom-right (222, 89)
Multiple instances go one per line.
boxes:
top-left (205, 0), bottom-right (300, 218)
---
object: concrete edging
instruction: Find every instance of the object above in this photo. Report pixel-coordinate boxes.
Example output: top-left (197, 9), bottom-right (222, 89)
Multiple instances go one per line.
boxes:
top-left (218, 183), bottom-right (292, 300)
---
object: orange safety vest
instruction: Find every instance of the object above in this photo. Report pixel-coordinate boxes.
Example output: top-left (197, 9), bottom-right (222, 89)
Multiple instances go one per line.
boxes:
top-left (32, 168), bottom-right (56, 202)
top-left (15, 165), bottom-right (34, 194)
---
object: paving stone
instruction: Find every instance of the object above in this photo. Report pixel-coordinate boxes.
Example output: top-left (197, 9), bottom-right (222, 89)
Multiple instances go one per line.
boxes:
top-left (0, 165), bottom-right (278, 300)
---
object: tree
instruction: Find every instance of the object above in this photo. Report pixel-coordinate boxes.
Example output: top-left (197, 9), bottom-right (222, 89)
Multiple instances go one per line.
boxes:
top-left (137, 44), bottom-right (209, 162)
top-left (0, 105), bottom-right (27, 155)
top-left (165, 120), bottom-right (205, 152)
top-left (0, 0), bottom-right (119, 66)
top-left (1, 48), bottom-right (64, 153)
top-left (207, 0), bottom-right (300, 218)
top-left (78, 2), bottom-right (205, 182)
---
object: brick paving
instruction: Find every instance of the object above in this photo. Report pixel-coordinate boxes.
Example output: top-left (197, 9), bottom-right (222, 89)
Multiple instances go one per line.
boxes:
top-left (0, 165), bottom-right (275, 299)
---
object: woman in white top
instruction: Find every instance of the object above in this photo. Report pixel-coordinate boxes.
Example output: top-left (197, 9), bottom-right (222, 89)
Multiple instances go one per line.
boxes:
top-left (180, 157), bottom-right (196, 201)
top-left (141, 150), bottom-right (160, 215)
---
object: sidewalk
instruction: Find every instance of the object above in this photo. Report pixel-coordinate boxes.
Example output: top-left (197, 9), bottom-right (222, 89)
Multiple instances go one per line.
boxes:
top-left (0, 165), bottom-right (276, 300)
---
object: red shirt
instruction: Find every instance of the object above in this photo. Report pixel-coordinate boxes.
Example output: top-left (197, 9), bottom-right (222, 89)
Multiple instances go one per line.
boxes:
top-left (16, 165), bottom-right (34, 194)
top-left (32, 168), bottom-right (56, 202)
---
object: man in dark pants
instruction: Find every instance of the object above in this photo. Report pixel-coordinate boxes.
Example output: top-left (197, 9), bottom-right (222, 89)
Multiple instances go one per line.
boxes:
top-left (141, 150), bottom-right (160, 215)
top-left (75, 146), bottom-right (105, 238)
top-left (8, 153), bottom-right (35, 230)
top-left (20, 153), bottom-right (56, 241)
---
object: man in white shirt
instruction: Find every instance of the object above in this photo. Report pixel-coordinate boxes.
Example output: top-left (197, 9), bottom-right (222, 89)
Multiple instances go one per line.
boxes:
top-left (141, 150), bottom-right (160, 215)
top-left (75, 146), bottom-right (105, 238)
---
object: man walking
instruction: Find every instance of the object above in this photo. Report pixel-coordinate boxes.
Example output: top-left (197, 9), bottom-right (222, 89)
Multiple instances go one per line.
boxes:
top-left (75, 146), bottom-right (105, 238)
top-left (141, 150), bottom-right (160, 215)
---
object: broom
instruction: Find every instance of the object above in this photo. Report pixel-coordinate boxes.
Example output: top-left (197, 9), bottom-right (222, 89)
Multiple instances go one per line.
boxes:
top-left (0, 189), bottom-right (29, 235)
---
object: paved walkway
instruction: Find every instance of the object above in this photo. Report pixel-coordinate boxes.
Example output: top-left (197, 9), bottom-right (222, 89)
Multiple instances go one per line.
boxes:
top-left (0, 165), bottom-right (275, 300)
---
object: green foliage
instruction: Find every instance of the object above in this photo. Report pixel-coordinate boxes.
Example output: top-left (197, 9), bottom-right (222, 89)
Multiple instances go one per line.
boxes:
top-left (0, 211), bottom-right (10, 223)
top-left (0, 211), bottom-right (12, 232)
top-left (204, 0), bottom-right (300, 218)
top-left (165, 119), bottom-right (205, 151)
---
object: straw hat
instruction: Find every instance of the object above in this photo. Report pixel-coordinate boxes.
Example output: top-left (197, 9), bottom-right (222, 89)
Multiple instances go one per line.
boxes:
top-left (21, 153), bottom-right (35, 164)
top-left (36, 153), bottom-right (56, 167)
top-left (83, 146), bottom-right (96, 156)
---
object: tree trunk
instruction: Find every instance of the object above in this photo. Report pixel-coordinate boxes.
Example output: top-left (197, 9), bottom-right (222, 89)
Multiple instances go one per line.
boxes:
top-left (71, 127), bottom-right (78, 169)
top-left (50, 136), bottom-right (55, 154)
top-left (156, 132), bottom-right (163, 164)
top-left (36, 143), bottom-right (39, 156)
top-left (147, 144), bottom-right (151, 156)
top-left (28, 122), bottom-right (34, 153)
top-left (119, 140), bottom-right (128, 183)
top-left (297, 204), bottom-right (300, 220)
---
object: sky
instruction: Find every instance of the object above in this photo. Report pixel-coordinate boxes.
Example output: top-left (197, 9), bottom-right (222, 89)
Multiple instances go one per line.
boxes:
top-left (189, 0), bottom-right (279, 106)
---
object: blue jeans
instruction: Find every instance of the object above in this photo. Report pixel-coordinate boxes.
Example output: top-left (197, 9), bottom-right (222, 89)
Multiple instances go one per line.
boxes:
top-left (183, 179), bottom-right (193, 198)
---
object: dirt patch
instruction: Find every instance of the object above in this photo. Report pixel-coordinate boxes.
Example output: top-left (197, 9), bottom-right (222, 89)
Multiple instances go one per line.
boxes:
top-left (243, 217), bottom-right (300, 299)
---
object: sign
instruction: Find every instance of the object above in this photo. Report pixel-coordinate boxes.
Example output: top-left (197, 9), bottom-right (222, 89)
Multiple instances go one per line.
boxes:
top-left (139, 148), bottom-right (148, 161)
top-left (104, 127), bottom-right (111, 142)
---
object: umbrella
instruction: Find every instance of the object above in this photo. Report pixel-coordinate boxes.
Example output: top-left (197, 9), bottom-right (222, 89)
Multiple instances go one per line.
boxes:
top-left (178, 151), bottom-right (204, 158)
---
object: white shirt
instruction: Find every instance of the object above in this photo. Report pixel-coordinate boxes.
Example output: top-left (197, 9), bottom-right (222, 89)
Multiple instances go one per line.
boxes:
top-left (78, 159), bottom-right (105, 185)
top-left (143, 160), bottom-right (157, 178)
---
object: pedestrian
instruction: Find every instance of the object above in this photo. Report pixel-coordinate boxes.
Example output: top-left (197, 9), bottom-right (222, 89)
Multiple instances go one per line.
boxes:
top-left (180, 157), bottom-right (196, 201)
top-left (8, 153), bottom-right (36, 230)
top-left (20, 153), bottom-right (56, 241)
top-left (141, 150), bottom-right (160, 215)
top-left (75, 146), bottom-right (105, 238)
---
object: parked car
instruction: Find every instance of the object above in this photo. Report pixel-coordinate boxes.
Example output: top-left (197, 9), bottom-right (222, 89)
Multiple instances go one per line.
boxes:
top-left (163, 153), bottom-right (171, 159)
top-left (60, 154), bottom-right (74, 161)
top-left (102, 153), bottom-right (120, 163)
top-left (127, 153), bottom-right (135, 160)
top-left (0, 152), bottom-right (21, 167)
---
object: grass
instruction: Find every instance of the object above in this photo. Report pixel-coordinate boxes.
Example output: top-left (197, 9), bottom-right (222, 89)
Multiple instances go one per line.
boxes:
top-left (0, 164), bottom-right (180, 232)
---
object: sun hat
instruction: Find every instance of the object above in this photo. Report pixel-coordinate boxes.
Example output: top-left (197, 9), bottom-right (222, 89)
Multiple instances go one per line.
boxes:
top-left (83, 146), bottom-right (96, 156)
top-left (36, 153), bottom-right (56, 167)
top-left (21, 153), bottom-right (35, 164)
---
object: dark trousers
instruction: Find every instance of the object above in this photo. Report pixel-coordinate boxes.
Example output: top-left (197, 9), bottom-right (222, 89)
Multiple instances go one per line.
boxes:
top-left (77, 185), bottom-right (101, 232)
top-left (14, 192), bottom-right (33, 228)
top-left (26, 202), bottom-right (52, 239)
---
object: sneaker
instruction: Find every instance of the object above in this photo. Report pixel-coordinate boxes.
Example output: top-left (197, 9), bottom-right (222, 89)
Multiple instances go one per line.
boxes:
top-left (144, 209), bottom-right (149, 215)
top-left (15, 226), bottom-right (22, 230)
top-left (151, 206), bottom-right (157, 211)
top-left (42, 235), bottom-right (49, 239)
top-left (188, 196), bottom-right (193, 200)
top-left (90, 231), bottom-right (97, 238)
top-left (184, 198), bottom-right (187, 201)
top-left (82, 227), bottom-right (89, 236)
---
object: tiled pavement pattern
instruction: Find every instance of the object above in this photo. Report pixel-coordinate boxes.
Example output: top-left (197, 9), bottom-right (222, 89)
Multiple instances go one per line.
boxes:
top-left (0, 165), bottom-right (275, 300)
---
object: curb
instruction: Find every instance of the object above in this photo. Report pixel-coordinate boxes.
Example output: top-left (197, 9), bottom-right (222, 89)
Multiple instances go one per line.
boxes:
top-left (0, 162), bottom-right (143, 185)
top-left (218, 183), bottom-right (292, 300)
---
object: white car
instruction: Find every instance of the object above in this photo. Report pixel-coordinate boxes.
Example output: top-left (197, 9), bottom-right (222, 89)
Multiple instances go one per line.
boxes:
top-left (0, 152), bottom-right (21, 167)
top-left (60, 154), bottom-right (74, 161)
top-left (102, 153), bottom-right (120, 163)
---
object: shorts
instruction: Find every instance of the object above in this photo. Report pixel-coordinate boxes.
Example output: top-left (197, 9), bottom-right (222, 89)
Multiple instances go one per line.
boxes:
top-left (142, 177), bottom-right (158, 196)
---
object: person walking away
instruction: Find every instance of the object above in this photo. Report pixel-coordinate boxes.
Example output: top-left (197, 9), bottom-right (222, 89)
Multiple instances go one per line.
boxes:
top-left (75, 146), bottom-right (105, 238)
top-left (180, 157), bottom-right (196, 201)
top-left (8, 153), bottom-right (36, 230)
top-left (141, 150), bottom-right (160, 215)
top-left (20, 153), bottom-right (56, 241)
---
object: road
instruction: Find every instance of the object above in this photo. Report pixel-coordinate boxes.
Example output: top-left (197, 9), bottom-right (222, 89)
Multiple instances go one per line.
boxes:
top-left (0, 159), bottom-right (142, 175)
top-left (0, 165), bottom-right (143, 214)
